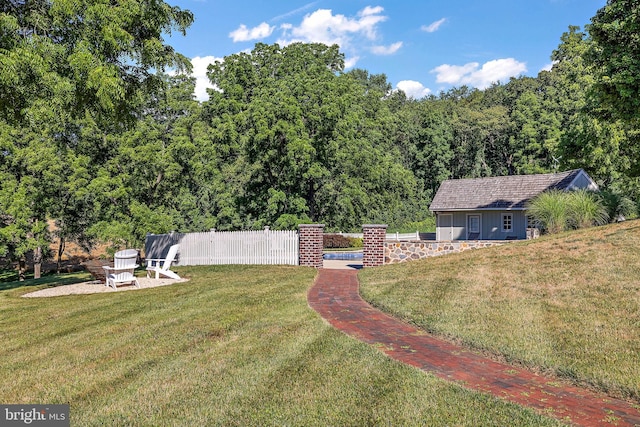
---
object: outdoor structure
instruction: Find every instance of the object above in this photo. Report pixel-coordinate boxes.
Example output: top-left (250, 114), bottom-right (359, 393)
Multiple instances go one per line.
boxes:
top-left (102, 249), bottom-right (140, 290)
top-left (145, 228), bottom-right (300, 266)
top-left (299, 224), bottom-right (324, 268)
top-left (146, 244), bottom-right (181, 279)
top-left (429, 169), bottom-right (598, 241)
top-left (363, 224), bottom-right (387, 267)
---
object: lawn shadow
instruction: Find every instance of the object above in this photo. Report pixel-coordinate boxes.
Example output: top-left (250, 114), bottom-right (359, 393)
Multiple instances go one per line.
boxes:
top-left (0, 272), bottom-right (94, 292)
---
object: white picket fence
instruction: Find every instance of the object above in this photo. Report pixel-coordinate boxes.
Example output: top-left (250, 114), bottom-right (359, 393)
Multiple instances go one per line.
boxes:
top-left (145, 229), bottom-right (299, 266)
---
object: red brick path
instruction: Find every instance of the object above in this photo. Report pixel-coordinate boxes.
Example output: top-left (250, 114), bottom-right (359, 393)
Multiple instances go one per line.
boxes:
top-left (308, 269), bottom-right (640, 427)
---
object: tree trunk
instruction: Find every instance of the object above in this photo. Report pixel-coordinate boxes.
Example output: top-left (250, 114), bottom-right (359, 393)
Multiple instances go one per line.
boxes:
top-left (18, 258), bottom-right (26, 281)
top-left (34, 246), bottom-right (42, 279)
top-left (57, 236), bottom-right (65, 274)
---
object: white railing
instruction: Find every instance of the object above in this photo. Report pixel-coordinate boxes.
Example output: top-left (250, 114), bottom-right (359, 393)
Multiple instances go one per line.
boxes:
top-left (333, 232), bottom-right (364, 238)
top-left (332, 231), bottom-right (422, 240)
top-left (145, 229), bottom-right (299, 266)
top-left (385, 231), bottom-right (420, 241)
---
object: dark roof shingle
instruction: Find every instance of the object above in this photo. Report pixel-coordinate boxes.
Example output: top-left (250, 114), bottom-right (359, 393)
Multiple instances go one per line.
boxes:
top-left (429, 169), bottom-right (588, 211)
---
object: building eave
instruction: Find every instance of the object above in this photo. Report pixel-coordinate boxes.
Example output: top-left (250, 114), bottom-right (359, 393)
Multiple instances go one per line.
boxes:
top-left (430, 207), bottom-right (528, 212)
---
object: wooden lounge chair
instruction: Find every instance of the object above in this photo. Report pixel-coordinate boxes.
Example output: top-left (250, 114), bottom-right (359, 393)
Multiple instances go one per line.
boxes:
top-left (146, 244), bottom-right (181, 280)
top-left (102, 249), bottom-right (140, 290)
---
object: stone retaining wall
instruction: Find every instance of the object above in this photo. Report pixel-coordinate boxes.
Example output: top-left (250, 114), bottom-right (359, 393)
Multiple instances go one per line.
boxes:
top-left (385, 240), bottom-right (509, 264)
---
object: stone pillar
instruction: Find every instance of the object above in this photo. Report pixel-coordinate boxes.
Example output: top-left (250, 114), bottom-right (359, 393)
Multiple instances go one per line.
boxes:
top-left (363, 224), bottom-right (387, 267)
top-left (299, 224), bottom-right (324, 268)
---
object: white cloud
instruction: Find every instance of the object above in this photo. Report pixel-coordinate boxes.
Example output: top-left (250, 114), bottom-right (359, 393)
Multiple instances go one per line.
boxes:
top-left (431, 63), bottom-right (481, 85)
top-left (360, 5), bottom-right (384, 16)
top-left (421, 18), bottom-right (446, 33)
top-left (190, 56), bottom-right (222, 101)
top-left (396, 80), bottom-right (431, 99)
top-left (357, 6), bottom-right (387, 39)
top-left (431, 58), bottom-right (527, 89)
top-left (279, 6), bottom-right (388, 49)
top-left (540, 62), bottom-right (555, 72)
top-left (229, 22), bottom-right (274, 42)
top-left (344, 56), bottom-right (359, 69)
top-left (275, 6), bottom-right (395, 70)
top-left (371, 41), bottom-right (402, 55)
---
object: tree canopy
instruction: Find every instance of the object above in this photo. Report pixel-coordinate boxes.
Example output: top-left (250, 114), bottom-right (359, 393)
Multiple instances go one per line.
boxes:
top-left (0, 0), bottom-right (193, 274)
top-left (2, 0), bottom-right (640, 272)
top-left (587, 0), bottom-right (640, 123)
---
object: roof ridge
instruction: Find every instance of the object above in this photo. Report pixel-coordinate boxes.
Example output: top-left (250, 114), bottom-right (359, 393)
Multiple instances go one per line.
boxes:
top-left (440, 169), bottom-right (582, 183)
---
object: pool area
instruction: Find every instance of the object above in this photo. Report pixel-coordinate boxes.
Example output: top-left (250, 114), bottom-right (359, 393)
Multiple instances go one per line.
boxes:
top-left (323, 251), bottom-right (363, 260)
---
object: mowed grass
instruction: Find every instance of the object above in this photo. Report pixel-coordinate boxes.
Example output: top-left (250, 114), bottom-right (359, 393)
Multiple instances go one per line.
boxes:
top-left (0, 265), bottom-right (561, 426)
top-left (359, 219), bottom-right (640, 403)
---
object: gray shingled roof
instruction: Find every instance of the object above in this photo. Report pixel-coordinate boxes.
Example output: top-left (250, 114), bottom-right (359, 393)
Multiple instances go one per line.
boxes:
top-left (429, 169), bottom-right (585, 211)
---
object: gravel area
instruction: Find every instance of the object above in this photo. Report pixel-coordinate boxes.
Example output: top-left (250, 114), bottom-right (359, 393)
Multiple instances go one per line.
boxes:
top-left (22, 277), bottom-right (189, 298)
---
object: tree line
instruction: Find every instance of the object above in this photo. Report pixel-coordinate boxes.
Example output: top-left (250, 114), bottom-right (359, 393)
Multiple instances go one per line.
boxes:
top-left (1, 0), bottom-right (639, 275)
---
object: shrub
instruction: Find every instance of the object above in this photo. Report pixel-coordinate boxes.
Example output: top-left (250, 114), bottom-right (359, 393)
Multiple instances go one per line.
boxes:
top-left (323, 234), bottom-right (352, 249)
top-left (527, 189), bottom-right (609, 234)
top-left (567, 190), bottom-right (609, 229)
top-left (526, 190), bottom-right (570, 234)
top-left (600, 189), bottom-right (636, 222)
top-left (347, 237), bottom-right (363, 248)
top-left (273, 214), bottom-right (312, 230)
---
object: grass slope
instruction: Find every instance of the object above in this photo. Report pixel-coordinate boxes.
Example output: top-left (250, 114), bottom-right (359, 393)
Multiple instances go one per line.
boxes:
top-left (0, 265), bottom-right (560, 426)
top-left (359, 220), bottom-right (640, 402)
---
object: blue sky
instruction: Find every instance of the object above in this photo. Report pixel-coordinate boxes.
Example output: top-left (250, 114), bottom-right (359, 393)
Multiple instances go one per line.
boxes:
top-left (166, 0), bottom-right (607, 101)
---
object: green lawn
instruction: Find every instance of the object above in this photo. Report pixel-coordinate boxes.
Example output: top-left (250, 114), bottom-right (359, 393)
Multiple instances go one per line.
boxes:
top-left (359, 219), bottom-right (640, 403)
top-left (0, 265), bottom-right (560, 426)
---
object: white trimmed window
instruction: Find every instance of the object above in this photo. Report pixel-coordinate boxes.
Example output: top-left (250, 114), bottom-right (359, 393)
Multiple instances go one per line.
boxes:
top-left (502, 214), bottom-right (513, 232)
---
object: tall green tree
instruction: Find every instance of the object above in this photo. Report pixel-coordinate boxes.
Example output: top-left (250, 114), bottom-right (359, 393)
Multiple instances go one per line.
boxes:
top-left (440, 87), bottom-right (511, 178)
top-left (205, 43), bottom-right (421, 230)
top-left (587, 0), bottom-right (640, 123)
top-left (549, 26), bottom-right (634, 186)
top-left (87, 74), bottom-right (207, 249)
top-left (508, 89), bottom-right (561, 174)
top-left (0, 0), bottom-right (193, 273)
top-left (391, 98), bottom-right (453, 198)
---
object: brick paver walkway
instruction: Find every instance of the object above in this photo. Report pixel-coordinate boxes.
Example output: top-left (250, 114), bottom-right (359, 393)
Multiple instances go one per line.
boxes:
top-left (308, 268), bottom-right (640, 427)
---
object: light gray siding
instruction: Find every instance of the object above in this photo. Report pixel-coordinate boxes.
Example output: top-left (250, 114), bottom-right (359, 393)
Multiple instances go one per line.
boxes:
top-left (482, 211), bottom-right (527, 239)
top-left (451, 212), bottom-right (467, 240)
top-left (439, 210), bottom-right (527, 240)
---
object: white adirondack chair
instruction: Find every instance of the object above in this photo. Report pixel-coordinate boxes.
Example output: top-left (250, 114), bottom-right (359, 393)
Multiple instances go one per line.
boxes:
top-left (146, 244), bottom-right (181, 280)
top-left (102, 249), bottom-right (140, 290)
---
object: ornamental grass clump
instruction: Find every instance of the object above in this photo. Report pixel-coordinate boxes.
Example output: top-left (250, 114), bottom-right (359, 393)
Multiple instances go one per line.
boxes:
top-left (567, 189), bottom-right (609, 229)
top-left (526, 190), bottom-right (570, 233)
top-left (600, 189), bottom-right (636, 222)
top-left (527, 189), bottom-right (609, 234)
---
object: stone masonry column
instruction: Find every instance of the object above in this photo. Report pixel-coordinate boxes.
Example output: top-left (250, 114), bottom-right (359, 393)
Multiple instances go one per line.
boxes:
top-left (299, 224), bottom-right (324, 268)
top-left (363, 224), bottom-right (387, 267)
